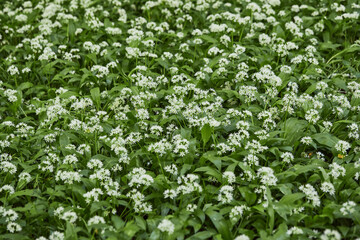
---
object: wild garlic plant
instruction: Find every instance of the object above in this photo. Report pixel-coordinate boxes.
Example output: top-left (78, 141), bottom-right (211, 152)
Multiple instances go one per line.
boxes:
top-left (0, 0), bottom-right (360, 239)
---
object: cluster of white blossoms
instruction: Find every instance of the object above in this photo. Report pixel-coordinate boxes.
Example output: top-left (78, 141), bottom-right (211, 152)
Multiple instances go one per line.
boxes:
top-left (128, 167), bottom-right (154, 187)
top-left (157, 219), bottom-right (175, 235)
top-left (54, 207), bottom-right (78, 224)
top-left (320, 229), bottom-right (342, 240)
top-left (287, 226), bottom-right (304, 236)
top-left (230, 205), bottom-right (250, 221)
top-left (335, 140), bottom-right (351, 155)
top-left (299, 184), bottom-right (321, 207)
top-left (340, 201), bottom-right (356, 216)
top-left (0, 207), bottom-right (22, 233)
top-left (1, 0), bottom-right (360, 238)
top-left (218, 185), bottom-right (234, 204)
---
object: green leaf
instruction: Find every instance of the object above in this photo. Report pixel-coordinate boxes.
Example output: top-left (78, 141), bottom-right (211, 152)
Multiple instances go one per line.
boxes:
top-left (187, 231), bottom-right (215, 240)
top-left (112, 216), bottom-right (125, 230)
top-left (149, 229), bottom-right (161, 240)
top-left (68, 20), bottom-right (76, 43)
top-left (195, 166), bottom-right (222, 182)
top-left (8, 189), bottom-right (43, 201)
top-left (90, 87), bottom-right (100, 109)
top-left (265, 187), bottom-right (274, 232)
top-left (201, 124), bottom-right (212, 145)
top-left (135, 216), bottom-right (147, 231)
top-left (238, 186), bottom-right (257, 205)
top-left (1, 234), bottom-right (30, 240)
top-left (312, 132), bottom-right (339, 149)
top-left (283, 118), bottom-right (308, 145)
top-left (200, 35), bottom-right (218, 43)
top-left (292, 164), bottom-right (323, 175)
top-left (17, 82), bottom-right (33, 91)
top-left (205, 208), bottom-right (232, 240)
top-left (268, 223), bottom-right (288, 240)
top-left (65, 222), bottom-right (78, 240)
top-left (124, 221), bottom-right (140, 238)
top-left (278, 193), bottom-right (305, 205)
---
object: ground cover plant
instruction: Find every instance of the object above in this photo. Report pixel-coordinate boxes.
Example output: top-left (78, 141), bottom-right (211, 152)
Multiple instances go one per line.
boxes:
top-left (1, 0), bottom-right (360, 239)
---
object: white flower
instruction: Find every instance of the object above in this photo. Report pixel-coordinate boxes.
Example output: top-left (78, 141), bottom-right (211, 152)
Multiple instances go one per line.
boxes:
top-left (7, 65), bottom-right (19, 75)
top-left (164, 189), bottom-right (178, 199)
top-left (128, 167), bottom-right (154, 188)
top-left (320, 182), bottom-right (335, 196)
top-left (230, 205), bottom-right (249, 221)
top-left (63, 154), bottom-right (78, 164)
top-left (300, 137), bottom-right (312, 145)
top-left (186, 204), bottom-right (197, 212)
top-left (287, 226), bottom-right (303, 235)
top-left (49, 231), bottom-right (65, 240)
top-left (335, 140), bottom-right (351, 154)
top-left (4, 89), bottom-right (18, 102)
top-left (329, 163), bottom-right (346, 179)
top-left (305, 109), bottom-right (320, 124)
top-left (340, 201), bottom-right (356, 215)
top-left (164, 164), bottom-right (178, 175)
top-left (234, 234), bottom-right (250, 240)
top-left (83, 188), bottom-right (103, 204)
top-left (223, 171), bottom-right (236, 184)
top-left (55, 170), bottom-right (81, 184)
top-left (7, 222), bottom-right (22, 233)
top-left (91, 65), bottom-right (109, 78)
top-left (126, 189), bottom-right (153, 213)
top-left (257, 167), bottom-right (278, 186)
top-left (323, 121), bottom-right (333, 130)
top-left (172, 134), bottom-right (189, 156)
top-left (218, 185), bottom-right (234, 204)
top-left (320, 229), bottom-right (341, 240)
top-left (281, 152), bottom-right (294, 163)
top-left (3, 209), bottom-right (18, 222)
top-left (157, 219), bottom-right (174, 234)
top-left (299, 184), bottom-right (320, 207)
top-left (0, 185), bottom-right (15, 195)
top-left (88, 216), bottom-right (105, 225)
top-left (61, 211), bottom-right (78, 223)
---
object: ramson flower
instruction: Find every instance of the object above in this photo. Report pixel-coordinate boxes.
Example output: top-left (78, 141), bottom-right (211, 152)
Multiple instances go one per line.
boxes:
top-left (320, 229), bottom-right (341, 240)
top-left (299, 184), bottom-right (320, 207)
top-left (234, 235), bottom-right (250, 240)
top-left (320, 182), bottom-right (335, 196)
top-left (340, 201), bottom-right (356, 215)
top-left (335, 140), bottom-right (351, 154)
top-left (157, 219), bottom-right (175, 235)
top-left (218, 185), bottom-right (234, 204)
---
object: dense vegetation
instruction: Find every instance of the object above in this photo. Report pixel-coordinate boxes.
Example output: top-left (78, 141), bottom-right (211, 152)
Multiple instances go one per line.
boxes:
top-left (1, 0), bottom-right (360, 239)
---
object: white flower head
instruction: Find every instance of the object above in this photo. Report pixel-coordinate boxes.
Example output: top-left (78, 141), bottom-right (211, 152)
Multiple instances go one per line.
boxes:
top-left (157, 219), bottom-right (174, 234)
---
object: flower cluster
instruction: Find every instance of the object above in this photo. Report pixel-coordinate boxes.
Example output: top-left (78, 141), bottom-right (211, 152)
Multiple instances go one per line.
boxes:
top-left (0, 0), bottom-right (359, 238)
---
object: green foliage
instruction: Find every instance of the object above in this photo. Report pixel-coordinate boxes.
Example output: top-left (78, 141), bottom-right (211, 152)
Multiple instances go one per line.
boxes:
top-left (0, 0), bottom-right (360, 239)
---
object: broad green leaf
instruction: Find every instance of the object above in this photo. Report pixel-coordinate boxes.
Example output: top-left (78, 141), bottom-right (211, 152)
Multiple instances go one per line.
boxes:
top-left (238, 186), bottom-right (257, 205)
top-left (205, 208), bottom-right (232, 240)
top-left (195, 166), bottom-right (222, 182)
top-left (135, 216), bottom-right (147, 231)
top-left (201, 124), bottom-right (212, 145)
top-left (312, 132), bottom-right (339, 149)
top-left (8, 189), bottom-right (43, 201)
top-left (112, 216), bottom-right (125, 230)
top-left (90, 87), bottom-right (101, 109)
top-left (278, 193), bottom-right (305, 205)
top-left (187, 231), bottom-right (215, 240)
top-left (65, 222), bottom-right (78, 240)
top-left (124, 221), bottom-right (140, 238)
top-left (17, 82), bottom-right (33, 91)
top-left (266, 187), bottom-right (274, 232)
top-left (283, 118), bottom-right (308, 145)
